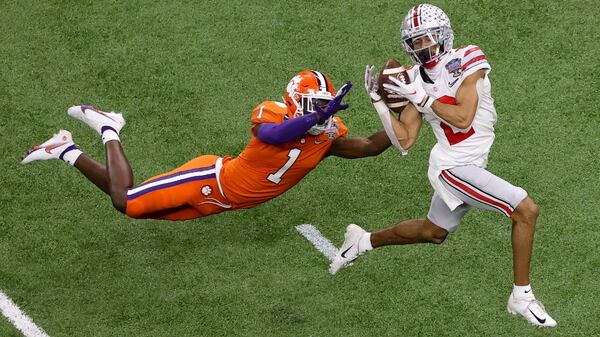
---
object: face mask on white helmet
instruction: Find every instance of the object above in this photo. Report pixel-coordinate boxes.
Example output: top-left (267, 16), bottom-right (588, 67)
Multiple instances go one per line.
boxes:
top-left (400, 4), bottom-right (454, 66)
top-left (299, 93), bottom-right (335, 135)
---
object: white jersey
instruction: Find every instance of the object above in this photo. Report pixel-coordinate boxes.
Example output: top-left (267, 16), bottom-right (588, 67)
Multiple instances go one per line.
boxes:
top-left (406, 45), bottom-right (497, 210)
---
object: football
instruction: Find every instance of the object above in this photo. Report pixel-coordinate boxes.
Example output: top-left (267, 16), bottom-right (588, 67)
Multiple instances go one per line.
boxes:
top-left (377, 59), bottom-right (410, 114)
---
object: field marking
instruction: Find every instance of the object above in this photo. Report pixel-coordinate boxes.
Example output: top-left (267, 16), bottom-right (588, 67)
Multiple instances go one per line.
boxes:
top-left (295, 224), bottom-right (338, 261)
top-left (0, 290), bottom-right (50, 337)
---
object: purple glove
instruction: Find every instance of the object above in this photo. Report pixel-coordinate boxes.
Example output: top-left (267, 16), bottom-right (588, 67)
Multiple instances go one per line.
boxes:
top-left (314, 81), bottom-right (352, 120)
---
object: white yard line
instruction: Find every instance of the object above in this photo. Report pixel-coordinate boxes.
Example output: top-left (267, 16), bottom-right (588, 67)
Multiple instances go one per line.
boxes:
top-left (295, 224), bottom-right (338, 261)
top-left (0, 290), bottom-right (50, 337)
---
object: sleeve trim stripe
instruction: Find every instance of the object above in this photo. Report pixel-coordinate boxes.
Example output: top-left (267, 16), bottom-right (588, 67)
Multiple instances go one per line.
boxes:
top-left (463, 61), bottom-right (490, 74)
top-left (463, 46), bottom-right (481, 57)
top-left (463, 50), bottom-right (485, 62)
top-left (461, 55), bottom-right (487, 70)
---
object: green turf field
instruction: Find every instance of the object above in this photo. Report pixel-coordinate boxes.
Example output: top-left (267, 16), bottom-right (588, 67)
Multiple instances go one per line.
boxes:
top-left (1, 0), bottom-right (599, 336)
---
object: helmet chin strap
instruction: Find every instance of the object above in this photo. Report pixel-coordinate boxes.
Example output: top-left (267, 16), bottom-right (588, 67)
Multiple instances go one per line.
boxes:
top-left (423, 58), bottom-right (440, 69)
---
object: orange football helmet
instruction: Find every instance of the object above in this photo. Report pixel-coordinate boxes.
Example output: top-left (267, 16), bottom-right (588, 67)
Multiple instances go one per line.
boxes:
top-left (284, 70), bottom-right (337, 135)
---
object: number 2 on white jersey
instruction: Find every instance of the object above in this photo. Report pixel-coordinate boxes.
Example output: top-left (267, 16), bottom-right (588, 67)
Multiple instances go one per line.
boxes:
top-left (440, 122), bottom-right (475, 145)
top-left (267, 148), bottom-right (301, 184)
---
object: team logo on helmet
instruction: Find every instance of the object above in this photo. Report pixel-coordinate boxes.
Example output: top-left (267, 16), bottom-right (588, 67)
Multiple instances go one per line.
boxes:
top-left (286, 75), bottom-right (303, 98)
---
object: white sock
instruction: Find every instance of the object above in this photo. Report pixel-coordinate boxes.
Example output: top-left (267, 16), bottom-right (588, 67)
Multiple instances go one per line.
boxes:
top-left (101, 127), bottom-right (120, 144)
top-left (359, 232), bottom-right (373, 253)
top-left (513, 284), bottom-right (534, 299)
top-left (59, 145), bottom-right (83, 166)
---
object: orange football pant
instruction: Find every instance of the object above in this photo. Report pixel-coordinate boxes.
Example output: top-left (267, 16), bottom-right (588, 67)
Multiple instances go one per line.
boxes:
top-left (125, 155), bottom-right (231, 220)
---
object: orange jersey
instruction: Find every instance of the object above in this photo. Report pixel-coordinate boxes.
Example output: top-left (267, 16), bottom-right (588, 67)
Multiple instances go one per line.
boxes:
top-left (221, 101), bottom-right (348, 209)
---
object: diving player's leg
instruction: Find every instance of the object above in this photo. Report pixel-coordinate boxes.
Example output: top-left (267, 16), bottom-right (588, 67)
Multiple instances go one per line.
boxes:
top-left (105, 140), bottom-right (133, 212)
top-left (21, 130), bottom-right (81, 166)
top-left (67, 104), bottom-right (130, 212)
top-left (73, 154), bottom-right (110, 195)
top-left (21, 129), bottom-right (114, 196)
top-left (126, 155), bottom-right (227, 220)
top-left (132, 204), bottom-right (203, 221)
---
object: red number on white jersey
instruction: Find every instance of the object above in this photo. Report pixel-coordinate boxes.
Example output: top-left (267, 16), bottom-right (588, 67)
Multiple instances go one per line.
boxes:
top-left (437, 95), bottom-right (475, 145)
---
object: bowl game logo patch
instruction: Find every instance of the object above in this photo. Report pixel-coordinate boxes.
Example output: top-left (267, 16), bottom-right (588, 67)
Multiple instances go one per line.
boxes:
top-left (446, 58), bottom-right (462, 77)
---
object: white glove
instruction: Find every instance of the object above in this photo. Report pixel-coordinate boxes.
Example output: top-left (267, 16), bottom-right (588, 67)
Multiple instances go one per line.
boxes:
top-left (364, 65), bottom-right (382, 102)
top-left (383, 76), bottom-right (433, 109)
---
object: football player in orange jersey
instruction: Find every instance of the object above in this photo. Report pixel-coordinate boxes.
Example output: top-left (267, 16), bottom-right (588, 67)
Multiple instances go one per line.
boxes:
top-left (21, 70), bottom-right (392, 221)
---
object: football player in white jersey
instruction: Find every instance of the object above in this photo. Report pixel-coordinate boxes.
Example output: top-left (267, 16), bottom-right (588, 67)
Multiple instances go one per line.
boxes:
top-left (330, 3), bottom-right (556, 327)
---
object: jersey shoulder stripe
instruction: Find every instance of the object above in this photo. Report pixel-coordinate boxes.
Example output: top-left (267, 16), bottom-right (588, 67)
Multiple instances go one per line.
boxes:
top-left (462, 55), bottom-right (488, 71)
top-left (458, 45), bottom-right (489, 73)
top-left (463, 46), bottom-right (482, 57)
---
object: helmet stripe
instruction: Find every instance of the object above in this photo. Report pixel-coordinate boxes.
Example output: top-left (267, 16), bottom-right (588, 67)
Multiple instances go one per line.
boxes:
top-left (412, 5), bottom-right (420, 29)
top-left (311, 70), bottom-right (327, 92)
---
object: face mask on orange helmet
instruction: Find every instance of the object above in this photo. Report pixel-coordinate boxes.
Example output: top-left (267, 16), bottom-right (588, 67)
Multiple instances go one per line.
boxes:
top-left (400, 4), bottom-right (454, 66)
top-left (284, 70), bottom-right (336, 135)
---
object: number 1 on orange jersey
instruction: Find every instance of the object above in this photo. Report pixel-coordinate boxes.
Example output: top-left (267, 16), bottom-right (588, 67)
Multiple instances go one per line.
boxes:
top-left (267, 148), bottom-right (301, 184)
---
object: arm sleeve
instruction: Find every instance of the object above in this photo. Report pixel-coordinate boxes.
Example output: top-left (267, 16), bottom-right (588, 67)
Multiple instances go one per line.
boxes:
top-left (256, 113), bottom-right (320, 145)
top-left (373, 100), bottom-right (408, 155)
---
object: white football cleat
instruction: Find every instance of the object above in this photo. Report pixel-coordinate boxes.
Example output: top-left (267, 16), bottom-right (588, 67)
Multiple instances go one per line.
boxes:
top-left (507, 293), bottom-right (557, 327)
top-left (329, 224), bottom-right (368, 275)
top-left (21, 130), bottom-right (76, 164)
top-left (67, 104), bottom-right (125, 135)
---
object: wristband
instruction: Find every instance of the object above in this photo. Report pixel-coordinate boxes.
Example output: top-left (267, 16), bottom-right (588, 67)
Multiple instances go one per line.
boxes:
top-left (369, 91), bottom-right (382, 103)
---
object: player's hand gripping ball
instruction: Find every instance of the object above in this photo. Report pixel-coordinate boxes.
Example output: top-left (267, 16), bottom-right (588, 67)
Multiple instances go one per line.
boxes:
top-left (377, 59), bottom-right (411, 114)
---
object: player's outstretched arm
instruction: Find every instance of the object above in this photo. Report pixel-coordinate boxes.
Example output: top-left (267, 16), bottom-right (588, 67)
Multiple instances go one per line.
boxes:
top-left (257, 82), bottom-right (352, 146)
top-left (327, 130), bottom-right (391, 159)
top-left (328, 104), bottom-right (422, 159)
top-left (256, 114), bottom-right (323, 145)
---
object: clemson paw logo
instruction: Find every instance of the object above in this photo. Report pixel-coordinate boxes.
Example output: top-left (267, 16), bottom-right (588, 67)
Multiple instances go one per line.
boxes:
top-left (201, 185), bottom-right (212, 196)
top-left (286, 75), bottom-right (302, 95)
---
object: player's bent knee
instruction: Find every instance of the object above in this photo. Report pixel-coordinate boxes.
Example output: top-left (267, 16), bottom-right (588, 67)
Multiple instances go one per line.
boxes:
top-left (423, 220), bottom-right (448, 244)
top-left (109, 191), bottom-right (128, 214)
top-left (111, 199), bottom-right (127, 214)
top-left (530, 200), bottom-right (540, 219)
top-left (428, 230), bottom-right (448, 244)
top-left (513, 196), bottom-right (539, 224)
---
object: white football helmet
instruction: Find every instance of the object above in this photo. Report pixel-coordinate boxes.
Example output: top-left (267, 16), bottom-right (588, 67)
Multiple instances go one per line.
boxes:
top-left (400, 4), bottom-right (454, 65)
